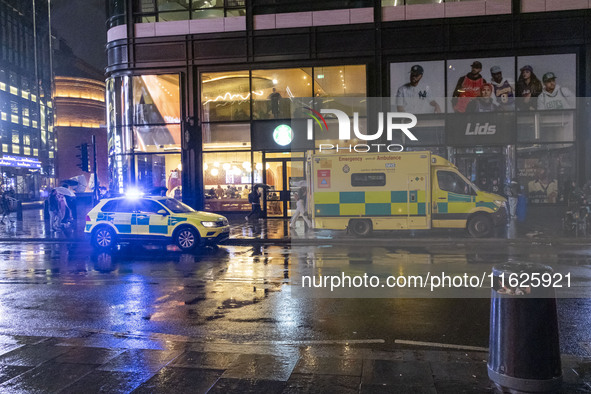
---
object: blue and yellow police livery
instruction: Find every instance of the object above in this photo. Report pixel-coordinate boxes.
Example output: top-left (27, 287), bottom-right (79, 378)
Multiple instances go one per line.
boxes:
top-left (307, 151), bottom-right (506, 237)
top-left (85, 196), bottom-right (230, 251)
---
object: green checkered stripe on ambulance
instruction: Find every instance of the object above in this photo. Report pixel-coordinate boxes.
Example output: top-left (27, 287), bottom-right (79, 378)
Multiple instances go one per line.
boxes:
top-left (314, 191), bottom-right (426, 216)
top-left (436, 193), bottom-right (494, 213)
top-left (95, 212), bottom-right (187, 234)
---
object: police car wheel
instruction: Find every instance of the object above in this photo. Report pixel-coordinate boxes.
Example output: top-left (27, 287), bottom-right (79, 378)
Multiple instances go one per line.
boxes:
top-left (467, 215), bottom-right (493, 238)
top-left (176, 227), bottom-right (199, 251)
top-left (349, 219), bottom-right (372, 237)
top-left (92, 227), bottom-right (115, 249)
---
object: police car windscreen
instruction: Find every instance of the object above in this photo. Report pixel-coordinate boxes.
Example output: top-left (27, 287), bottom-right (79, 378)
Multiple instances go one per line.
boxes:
top-left (159, 198), bottom-right (194, 213)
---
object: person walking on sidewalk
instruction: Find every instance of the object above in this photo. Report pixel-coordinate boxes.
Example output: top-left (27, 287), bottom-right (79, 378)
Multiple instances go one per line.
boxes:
top-left (0, 189), bottom-right (11, 224)
top-left (245, 187), bottom-right (262, 221)
top-left (48, 189), bottom-right (60, 230)
top-left (290, 191), bottom-right (312, 230)
top-left (504, 179), bottom-right (520, 219)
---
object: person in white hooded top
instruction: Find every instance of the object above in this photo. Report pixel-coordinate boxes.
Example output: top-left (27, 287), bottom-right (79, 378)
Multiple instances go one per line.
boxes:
top-left (537, 72), bottom-right (575, 110)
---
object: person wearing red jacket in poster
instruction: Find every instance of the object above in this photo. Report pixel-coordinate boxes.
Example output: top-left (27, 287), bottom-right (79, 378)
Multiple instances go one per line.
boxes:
top-left (452, 61), bottom-right (487, 113)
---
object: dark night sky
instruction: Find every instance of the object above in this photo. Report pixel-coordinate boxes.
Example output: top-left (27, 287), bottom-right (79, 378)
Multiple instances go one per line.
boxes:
top-left (51, 0), bottom-right (107, 73)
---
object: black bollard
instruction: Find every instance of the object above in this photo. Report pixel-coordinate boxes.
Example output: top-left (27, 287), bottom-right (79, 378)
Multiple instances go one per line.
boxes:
top-left (488, 262), bottom-right (562, 392)
top-left (16, 200), bottom-right (22, 221)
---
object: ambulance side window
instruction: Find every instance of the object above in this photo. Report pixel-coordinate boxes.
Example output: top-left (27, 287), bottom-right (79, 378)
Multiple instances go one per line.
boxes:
top-left (437, 171), bottom-right (474, 195)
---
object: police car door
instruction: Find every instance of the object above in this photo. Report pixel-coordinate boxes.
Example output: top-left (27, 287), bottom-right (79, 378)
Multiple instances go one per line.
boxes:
top-left (136, 199), bottom-right (169, 236)
top-left (112, 199), bottom-right (135, 235)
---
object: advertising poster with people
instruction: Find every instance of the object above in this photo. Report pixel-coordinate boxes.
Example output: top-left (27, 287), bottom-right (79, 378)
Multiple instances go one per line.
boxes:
top-left (516, 54), bottom-right (576, 111)
top-left (447, 57), bottom-right (515, 113)
top-left (390, 61), bottom-right (445, 115)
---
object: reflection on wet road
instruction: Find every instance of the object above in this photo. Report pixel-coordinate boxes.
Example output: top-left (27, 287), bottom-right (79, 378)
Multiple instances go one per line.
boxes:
top-left (0, 241), bottom-right (590, 356)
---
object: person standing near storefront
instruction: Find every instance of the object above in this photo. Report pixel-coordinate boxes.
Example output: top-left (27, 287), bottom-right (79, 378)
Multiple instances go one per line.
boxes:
top-left (290, 191), bottom-right (312, 229)
top-left (504, 179), bottom-right (520, 218)
top-left (48, 189), bottom-right (60, 230)
top-left (268, 88), bottom-right (282, 118)
top-left (0, 189), bottom-right (12, 225)
top-left (245, 187), bottom-right (262, 221)
top-left (516, 65), bottom-right (543, 111)
top-left (452, 61), bottom-right (486, 113)
top-left (528, 166), bottom-right (558, 203)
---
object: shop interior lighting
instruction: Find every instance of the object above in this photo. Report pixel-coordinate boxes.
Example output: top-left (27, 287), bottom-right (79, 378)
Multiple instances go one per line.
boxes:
top-left (222, 163), bottom-right (231, 171)
top-left (211, 168), bottom-right (219, 176)
top-left (202, 90), bottom-right (263, 105)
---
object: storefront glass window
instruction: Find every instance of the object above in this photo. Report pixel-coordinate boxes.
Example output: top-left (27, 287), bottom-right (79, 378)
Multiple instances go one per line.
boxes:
top-left (313, 65), bottom-right (366, 97)
top-left (133, 75), bottom-right (181, 125)
top-left (203, 151), bottom-right (255, 211)
top-left (251, 68), bottom-right (313, 120)
top-left (517, 112), bottom-right (575, 143)
top-left (156, 0), bottom-right (190, 21)
top-left (133, 125), bottom-right (181, 152)
top-left (203, 123), bottom-right (250, 151)
top-left (135, 153), bottom-right (182, 198)
top-left (517, 144), bottom-right (574, 204)
top-left (202, 71), bottom-right (250, 122)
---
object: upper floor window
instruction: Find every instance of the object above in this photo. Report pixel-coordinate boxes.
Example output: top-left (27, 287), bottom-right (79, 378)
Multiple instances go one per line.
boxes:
top-left (132, 0), bottom-right (245, 23)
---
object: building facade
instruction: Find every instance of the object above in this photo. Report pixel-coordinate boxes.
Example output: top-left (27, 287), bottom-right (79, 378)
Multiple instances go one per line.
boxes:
top-left (0, 0), bottom-right (55, 200)
top-left (105, 0), bottom-right (591, 216)
top-left (54, 76), bottom-right (108, 191)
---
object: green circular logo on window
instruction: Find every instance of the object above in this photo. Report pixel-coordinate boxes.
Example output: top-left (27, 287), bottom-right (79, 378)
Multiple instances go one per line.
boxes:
top-left (273, 124), bottom-right (293, 146)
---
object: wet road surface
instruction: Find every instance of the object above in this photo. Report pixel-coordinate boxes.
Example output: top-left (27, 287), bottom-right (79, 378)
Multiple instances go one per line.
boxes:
top-left (0, 241), bottom-right (589, 356)
top-left (0, 241), bottom-right (590, 392)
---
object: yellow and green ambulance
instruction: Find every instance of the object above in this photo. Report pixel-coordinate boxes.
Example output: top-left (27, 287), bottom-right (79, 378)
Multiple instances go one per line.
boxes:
top-left (307, 151), bottom-right (506, 237)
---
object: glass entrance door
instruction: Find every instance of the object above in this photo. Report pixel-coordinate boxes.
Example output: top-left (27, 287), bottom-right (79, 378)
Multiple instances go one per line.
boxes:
top-left (264, 158), bottom-right (304, 218)
top-left (455, 151), bottom-right (505, 195)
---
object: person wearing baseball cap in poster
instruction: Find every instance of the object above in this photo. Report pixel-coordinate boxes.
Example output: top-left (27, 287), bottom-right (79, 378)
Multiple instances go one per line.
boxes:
top-left (516, 65), bottom-right (543, 111)
top-left (395, 64), bottom-right (442, 114)
top-left (537, 71), bottom-right (575, 110)
top-left (489, 65), bottom-right (515, 111)
top-left (452, 61), bottom-right (486, 113)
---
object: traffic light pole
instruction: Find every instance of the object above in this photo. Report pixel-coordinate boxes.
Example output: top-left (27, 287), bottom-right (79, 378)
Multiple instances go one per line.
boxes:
top-left (92, 135), bottom-right (99, 206)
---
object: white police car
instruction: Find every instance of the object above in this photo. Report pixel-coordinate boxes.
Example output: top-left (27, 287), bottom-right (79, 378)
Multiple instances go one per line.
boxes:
top-left (85, 196), bottom-right (230, 251)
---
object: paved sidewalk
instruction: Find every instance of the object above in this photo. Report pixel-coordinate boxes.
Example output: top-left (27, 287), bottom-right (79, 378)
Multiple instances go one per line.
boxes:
top-left (0, 331), bottom-right (588, 393)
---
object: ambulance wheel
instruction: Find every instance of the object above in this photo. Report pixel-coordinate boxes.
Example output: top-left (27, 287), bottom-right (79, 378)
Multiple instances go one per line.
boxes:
top-left (467, 215), bottom-right (493, 238)
top-left (91, 226), bottom-right (116, 250)
top-left (349, 219), bottom-right (372, 237)
top-left (175, 226), bottom-right (200, 251)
